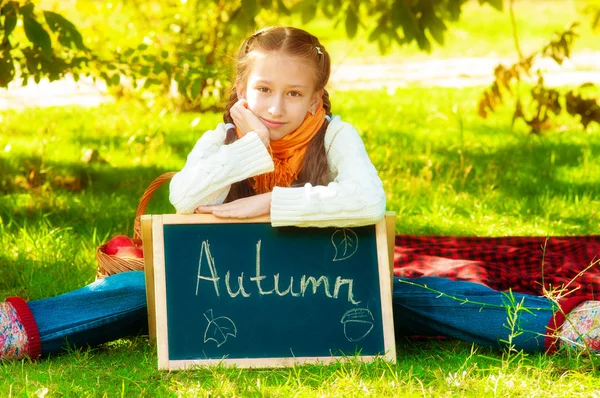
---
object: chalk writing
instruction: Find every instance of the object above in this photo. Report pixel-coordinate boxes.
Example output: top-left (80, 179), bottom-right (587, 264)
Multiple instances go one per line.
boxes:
top-left (196, 241), bottom-right (219, 297)
top-left (195, 240), bottom-right (361, 304)
top-left (225, 271), bottom-right (251, 298)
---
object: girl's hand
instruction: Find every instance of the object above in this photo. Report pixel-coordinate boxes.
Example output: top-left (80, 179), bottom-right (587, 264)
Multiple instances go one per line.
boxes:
top-left (230, 99), bottom-right (270, 147)
top-left (195, 192), bottom-right (272, 219)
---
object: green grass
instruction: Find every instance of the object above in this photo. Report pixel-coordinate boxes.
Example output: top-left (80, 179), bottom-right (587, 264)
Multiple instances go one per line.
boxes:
top-left (1, 84), bottom-right (600, 395)
top-left (2, 338), bottom-right (600, 396)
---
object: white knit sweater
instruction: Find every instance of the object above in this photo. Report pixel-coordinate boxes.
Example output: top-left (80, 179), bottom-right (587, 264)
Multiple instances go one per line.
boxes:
top-left (169, 116), bottom-right (386, 227)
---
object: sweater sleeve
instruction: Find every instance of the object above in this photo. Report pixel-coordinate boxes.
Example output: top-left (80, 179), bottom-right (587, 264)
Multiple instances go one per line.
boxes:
top-left (169, 125), bottom-right (274, 214)
top-left (270, 118), bottom-right (386, 227)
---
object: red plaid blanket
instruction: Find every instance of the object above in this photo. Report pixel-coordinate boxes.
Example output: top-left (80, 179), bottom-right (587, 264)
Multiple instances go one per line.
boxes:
top-left (394, 235), bottom-right (600, 299)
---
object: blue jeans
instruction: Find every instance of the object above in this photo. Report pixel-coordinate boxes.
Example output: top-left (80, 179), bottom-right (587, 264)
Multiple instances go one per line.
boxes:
top-left (28, 272), bottom-right (555, 356)
top-left (29, 272), bottom-right (148, 356)
top-left (393, 277), bottom-right (555, 352)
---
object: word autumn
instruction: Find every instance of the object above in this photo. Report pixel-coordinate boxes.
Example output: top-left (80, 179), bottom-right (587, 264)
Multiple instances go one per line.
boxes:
top-left (195, 240), bottom-right (361, 304)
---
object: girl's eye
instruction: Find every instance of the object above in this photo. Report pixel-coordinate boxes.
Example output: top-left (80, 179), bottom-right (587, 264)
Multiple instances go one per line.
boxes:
top-left (257, 87), bottom-right (270, 93)
top-left (289, 91), bottom-right (302, 97)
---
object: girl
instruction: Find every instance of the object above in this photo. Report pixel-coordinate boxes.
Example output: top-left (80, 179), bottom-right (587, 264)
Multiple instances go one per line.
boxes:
top-left (168, 26), bottom-right (386, 226)
top-left (0, 27), bottom-right (598, 360)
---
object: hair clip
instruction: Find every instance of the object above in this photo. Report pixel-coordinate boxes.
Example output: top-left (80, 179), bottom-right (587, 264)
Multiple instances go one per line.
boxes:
top-left (224, 123), bottom-right (236, 131)
top-left (325, 114), bottom-right (331, 122)
top-left (315, 46), bottom-right (323, 55)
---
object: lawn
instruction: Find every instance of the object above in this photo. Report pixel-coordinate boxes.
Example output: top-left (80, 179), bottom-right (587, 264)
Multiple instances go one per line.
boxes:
top-left (1, 84), bottom-right (600, 395)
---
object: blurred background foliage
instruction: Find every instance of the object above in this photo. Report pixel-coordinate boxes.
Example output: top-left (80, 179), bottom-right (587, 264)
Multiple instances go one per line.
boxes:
top-left (2, 0), bottom-right (508, 111)
top-left (0, 0), bottom-right (599, 111)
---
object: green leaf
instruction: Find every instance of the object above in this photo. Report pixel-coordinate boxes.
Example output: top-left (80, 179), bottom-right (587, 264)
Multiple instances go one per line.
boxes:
top-left (391, 0), bottom-right (418, 41)
top-left (43, 11), bottom-right (87, 51)
top-left (137, 43), bottom-right (148, 51)
top-left (322, 4), bottom-right (336, 19)
top-left (0, 51), bottom-right (15, 87)
top-left (177, 77), bottom-right (189, 95)
top-left (228, 6), bottom-right (243, 24)
top-left (480, 0), bottom-right (503, 11)
top-left (242, 0), bottom-right (258, 18)
top-left (368, 16), bottom-right (387, 42)
top-left (23, 16), bottom-right (52, 60)
top-left (163, 62), bottom-right (172, 80)
top-left (190, 78), bottom-right (203, 98)
top-left (301, 0), bottom-right (317, 24)
top-left (106, 63), bottom-right (117, 70)
top-left (345, 8), bottom-right (359, 39)
top-left (161, 50), bottom-right (169, 59)
top-left (415, 32), bottom-right (431, 52)
top-left (276, 0), bottom-right (291, 15)
top-left (23, 49), bottom-right (38, 74)
top-left (422, 4), bottom-right (446, 45)
top-left (3, 7), bottom-right (17, 39)
top-left (110, 73), bottom-right (120, 86)
top-left (18, 2), bottom-right (34, 17)
top-left (71, 56), bottom-right (88, 67)
top-left (153, 61), bottom-right (163, 75)
top-left (184, 52), bottom-right (196, 62)
top-left (123, 48), bottom-right (135, 57)
top-left (368, 25), bottom-right (383, 42)
top-left (447, 0), bottom-right (462, 21)
top-left (592, 10), bottom-right (600, 33)
top-left (144, 77), bottom-right (161, 89)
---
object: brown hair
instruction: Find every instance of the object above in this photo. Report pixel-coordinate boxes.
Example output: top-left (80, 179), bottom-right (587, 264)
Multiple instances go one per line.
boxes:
top-left (222, 27), bottom-right (332, 202)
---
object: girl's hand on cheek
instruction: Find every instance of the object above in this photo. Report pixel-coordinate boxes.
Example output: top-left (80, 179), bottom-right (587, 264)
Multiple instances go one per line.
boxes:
top-left (195, 192), bottom-right (272, 219)
top-left (230, 99), bottom-right (270, 147)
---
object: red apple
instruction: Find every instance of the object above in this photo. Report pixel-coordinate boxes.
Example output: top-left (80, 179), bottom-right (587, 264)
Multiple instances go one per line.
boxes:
top-left (105, 235), bottom-right (134, 255)
top-left (115, 246), bottom-right (144, 259)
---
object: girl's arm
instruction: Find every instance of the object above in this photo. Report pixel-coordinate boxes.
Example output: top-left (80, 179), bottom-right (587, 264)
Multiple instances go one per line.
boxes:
top-left (270, 117), bottom-right (386, 227)
top-left (169, 125), bottom-right (274, 213)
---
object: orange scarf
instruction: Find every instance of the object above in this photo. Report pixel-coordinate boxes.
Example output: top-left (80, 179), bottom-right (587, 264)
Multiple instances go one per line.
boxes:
top-left (236, 105), bottom-right (326, 194)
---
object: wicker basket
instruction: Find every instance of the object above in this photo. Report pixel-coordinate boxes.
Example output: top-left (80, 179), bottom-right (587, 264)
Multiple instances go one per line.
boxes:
top-left (95, 172), bottom-right (176, 278)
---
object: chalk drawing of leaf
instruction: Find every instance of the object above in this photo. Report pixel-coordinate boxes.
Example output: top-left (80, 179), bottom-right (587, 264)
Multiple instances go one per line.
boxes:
top-left (332, 228), bottom-right (359, 261)
top-left (203, 309), bottom-right (237, 347)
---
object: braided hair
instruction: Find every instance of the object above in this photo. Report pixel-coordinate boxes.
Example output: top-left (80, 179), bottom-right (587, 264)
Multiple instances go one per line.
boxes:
top-left (222, 27), bottom-right (332, 202)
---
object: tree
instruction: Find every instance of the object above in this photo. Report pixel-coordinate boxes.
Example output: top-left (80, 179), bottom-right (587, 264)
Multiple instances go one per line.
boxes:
top-left (478, 0), bottom-right (600, 134)
top-left (0, 1), bottom-right (89, 87)
top-left (1, 0), bottom-right (504, 109)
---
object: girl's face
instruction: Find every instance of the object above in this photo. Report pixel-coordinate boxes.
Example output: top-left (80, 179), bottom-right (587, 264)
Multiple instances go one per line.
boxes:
top-left (238, 51), bottom-right (322, 141)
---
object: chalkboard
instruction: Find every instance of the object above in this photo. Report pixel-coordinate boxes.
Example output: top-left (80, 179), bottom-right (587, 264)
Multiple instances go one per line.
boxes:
top-left (141, 214), bottom-right (395, 370)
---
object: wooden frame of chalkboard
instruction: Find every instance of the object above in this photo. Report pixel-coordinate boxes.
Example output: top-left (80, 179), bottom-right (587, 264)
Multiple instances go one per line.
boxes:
top-left (141, 214), bottom-right (396, 370)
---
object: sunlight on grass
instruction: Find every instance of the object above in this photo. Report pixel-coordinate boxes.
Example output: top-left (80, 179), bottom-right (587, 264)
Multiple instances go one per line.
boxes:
top-left (1, 83), bottom-right (600, 395)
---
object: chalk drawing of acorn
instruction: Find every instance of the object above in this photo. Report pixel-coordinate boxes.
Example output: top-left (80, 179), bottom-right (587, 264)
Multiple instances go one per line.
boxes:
top-left (203, 309), bottom-right (237, 347)
top-left (341, 308), bottom-right (374, 342)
